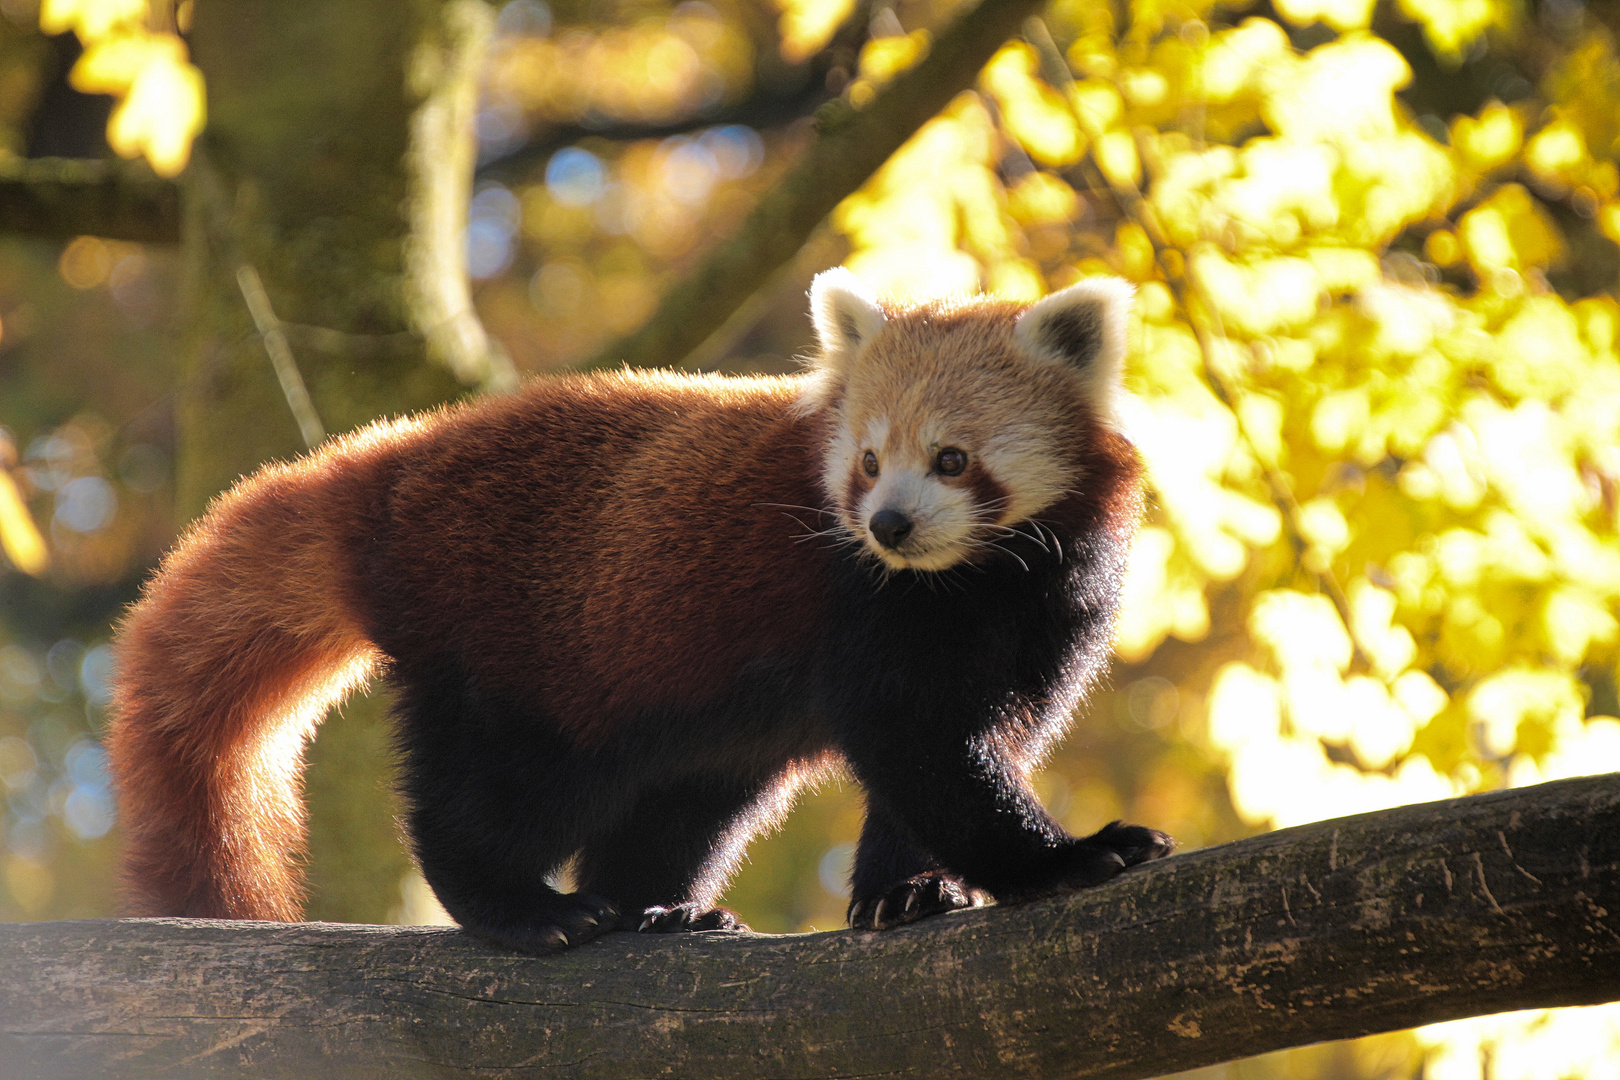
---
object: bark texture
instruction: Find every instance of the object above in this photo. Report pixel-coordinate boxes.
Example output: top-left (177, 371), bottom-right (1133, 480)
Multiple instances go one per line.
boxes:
top-left (2, 774), bottom-right (1616, 1080)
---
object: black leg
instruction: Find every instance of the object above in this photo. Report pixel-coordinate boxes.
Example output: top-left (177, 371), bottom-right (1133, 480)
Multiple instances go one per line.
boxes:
top-left (573, 774), bottom-right (802, 934)
top-left (848, 797), bottom-right (989, 929)
top-left (847, 731), bottom-right (1173, 906)
top-left (392, 667), bottom-right (627, 954)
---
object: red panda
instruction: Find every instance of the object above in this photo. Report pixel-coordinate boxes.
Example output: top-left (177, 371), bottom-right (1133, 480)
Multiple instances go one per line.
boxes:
top-left (106, 269), bottom-right (1172, 953)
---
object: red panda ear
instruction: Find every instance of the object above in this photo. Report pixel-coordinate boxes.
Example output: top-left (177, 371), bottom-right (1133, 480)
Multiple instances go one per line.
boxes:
top-left (808, 267), bottom-right (887, 374)
top-left (1015, 276), bottom-right (1133, 414)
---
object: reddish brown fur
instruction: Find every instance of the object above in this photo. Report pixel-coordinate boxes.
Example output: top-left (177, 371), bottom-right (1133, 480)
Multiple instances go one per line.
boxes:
top-left (368, 372), bottom-right (832, 739)
top-left (108, 372), bottom-right (832, 919)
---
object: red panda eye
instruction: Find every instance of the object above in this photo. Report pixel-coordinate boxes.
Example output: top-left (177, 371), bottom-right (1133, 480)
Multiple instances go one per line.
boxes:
top-left (862, 451), bottom-right (879, 477)
top-left (936, 448), bottom-right (967, 476)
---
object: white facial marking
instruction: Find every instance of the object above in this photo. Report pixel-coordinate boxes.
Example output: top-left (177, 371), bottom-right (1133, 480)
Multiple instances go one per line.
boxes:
top-left (857, 462), bottom-right (984, 571)
top-left (979, 423), bottom-right (1073, 525)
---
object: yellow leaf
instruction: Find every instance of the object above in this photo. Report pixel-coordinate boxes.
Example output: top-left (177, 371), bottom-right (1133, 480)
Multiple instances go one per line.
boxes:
top-left (1095, 129), bottom-right (1141, 189)
top-left (1250, 589), bottom-right (1353, 673)
top-left (1397, 0), bottom-right (1500, 63)
top-left (1006, 172), bottom-right (1079, 226)
top-left (1068, 79), bottom-right (1122, 135)
top-left (856, 29), bottom-right (929, 86)
top-left (986, 259), bottom-right (1044, 300)
top-left (1451, 101), bottom-right (1522, 173)
top-left (1262, 35), bottom-right (1409, 143)
top-left (1275, 0), bottom-right (1377, 32)
top-left (0, 471), bottom-right (48, 576)
top-left (774, 0), bottom-right (854, 65)
top-left (1200, 18), bottom-right (1290, 103)
top-left (39, 0), bottom-right (145, 40)
top-left (1458, 183), bottom-right (1563, 274)
top-left (105, 38), bottom-right (207, 177)
top-left (71, 32), bottom-right (176, 96)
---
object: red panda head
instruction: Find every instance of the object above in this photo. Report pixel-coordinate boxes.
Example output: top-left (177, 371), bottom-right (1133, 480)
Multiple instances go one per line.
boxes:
top-left (796, 268), bottom-right (1134, 572)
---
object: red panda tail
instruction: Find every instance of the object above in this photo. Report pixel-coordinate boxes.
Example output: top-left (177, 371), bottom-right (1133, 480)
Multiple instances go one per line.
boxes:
top-left (106, 449), bottom-right (387, 921)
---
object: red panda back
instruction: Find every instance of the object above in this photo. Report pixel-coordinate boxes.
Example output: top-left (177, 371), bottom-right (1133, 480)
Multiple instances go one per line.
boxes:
top-left (359, 371), bottom-right (834, 742)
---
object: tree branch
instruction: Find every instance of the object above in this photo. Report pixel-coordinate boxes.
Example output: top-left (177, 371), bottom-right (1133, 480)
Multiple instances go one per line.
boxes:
top-left (579, 0), bottom-right (1050, 371)
top-left (2, 774), bottom-right (1616, 1079)
top-left (0, 157), bottom-right (181, 243)
top-left (475, 0), bottom-right (875, 185)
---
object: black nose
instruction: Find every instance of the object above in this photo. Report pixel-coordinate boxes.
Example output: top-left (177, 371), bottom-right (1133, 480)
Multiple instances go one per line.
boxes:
top-left (869, 509), bottom-right (913, 550)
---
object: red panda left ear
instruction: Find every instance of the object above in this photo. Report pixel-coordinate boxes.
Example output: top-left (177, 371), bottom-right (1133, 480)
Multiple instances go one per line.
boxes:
top-left (808, 267), bottom-right (887, 375)
top-left (1015, 276), bottom-right (1133, 414)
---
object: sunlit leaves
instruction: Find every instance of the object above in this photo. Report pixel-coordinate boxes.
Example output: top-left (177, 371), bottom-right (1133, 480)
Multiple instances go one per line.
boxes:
top-left (39, 1), bottom-right (203, 177)
top-left (982, 44), bottom-right (1084, 166)
top-left (847, 28), bottom-right (930, 109)
top-left (832, 93), bottom-right (1005, 296)
top-left (1262, 35), bottom-right (1410, 143)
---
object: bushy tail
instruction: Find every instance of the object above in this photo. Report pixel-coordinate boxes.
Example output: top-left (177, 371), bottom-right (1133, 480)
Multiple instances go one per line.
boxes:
top-left (107, 450), bottom-right (385, 920)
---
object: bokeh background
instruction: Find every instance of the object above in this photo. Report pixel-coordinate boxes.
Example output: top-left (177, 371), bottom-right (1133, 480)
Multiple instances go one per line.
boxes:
top-left (2, 0), bottom-right (1620, 1076)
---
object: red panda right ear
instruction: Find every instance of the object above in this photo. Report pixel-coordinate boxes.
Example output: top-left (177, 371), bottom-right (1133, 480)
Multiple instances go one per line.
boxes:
top-left (808, 268), bottom-right (887, 375)
top-left (1015, 276), bottom-right (1133, 424)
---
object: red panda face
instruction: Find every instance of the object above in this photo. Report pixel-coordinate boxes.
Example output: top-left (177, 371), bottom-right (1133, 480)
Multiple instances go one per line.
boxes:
top-left (797, 269), bottom-right (1133, 573)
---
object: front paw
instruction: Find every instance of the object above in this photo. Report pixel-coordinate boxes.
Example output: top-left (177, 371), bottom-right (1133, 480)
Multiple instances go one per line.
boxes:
top-left (637, 903), bottom-right (749, 934)
top-left (1058, 820), bottom-right (1175, 888)
top-left (848, 870), bottom-right (991, 930)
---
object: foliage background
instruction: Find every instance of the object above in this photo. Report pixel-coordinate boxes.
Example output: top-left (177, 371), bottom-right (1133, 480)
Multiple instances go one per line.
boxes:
top-left (2, 0), bottom-right (1619, 1076)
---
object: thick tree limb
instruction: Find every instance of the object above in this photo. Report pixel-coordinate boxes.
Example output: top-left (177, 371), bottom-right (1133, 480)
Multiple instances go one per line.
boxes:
top-left (580, 0), bottom-right (1049, 370)
top-left (2, 774), bottom-right (1617, 1080)
top-left (0, 157), bottom-right (181, 243)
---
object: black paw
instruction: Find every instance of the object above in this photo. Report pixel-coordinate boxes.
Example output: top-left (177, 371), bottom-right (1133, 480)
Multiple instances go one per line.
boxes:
top-left (463, 892), bottom-right (620, 955)
top-left (1090, 820), bottom-right (1175, 864)
top-left (637, 903), bottom-right (749, 934)
top-left (848, 871), bottom-right (991, 930)
top-left (1058, 820), bottom-right (1175, 888)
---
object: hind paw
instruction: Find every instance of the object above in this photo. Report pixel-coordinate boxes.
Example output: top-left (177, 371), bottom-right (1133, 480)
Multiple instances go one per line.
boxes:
top-left (461, 892), bottom-right (620, 955)
top-left (637, 903), bottom-right (749, 934)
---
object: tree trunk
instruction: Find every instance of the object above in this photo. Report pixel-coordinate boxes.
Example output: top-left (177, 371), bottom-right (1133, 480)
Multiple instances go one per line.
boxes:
top-left (2, 774), bottom-right (1616, 1080)
top-left (173, 0), bottom-right (512, 921)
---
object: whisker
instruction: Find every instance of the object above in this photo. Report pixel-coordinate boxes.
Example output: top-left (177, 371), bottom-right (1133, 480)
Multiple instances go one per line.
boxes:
top-left (1032, 520), bottom-right (1064, 562)
top-left (972, 538), bottom-right (1031, 573)
top-left (987, 523), bottom-right (1050, 552)
top-left (753, 502), bottom-right (837, 517)
top-left (793, 524), bottom-right (850, 541)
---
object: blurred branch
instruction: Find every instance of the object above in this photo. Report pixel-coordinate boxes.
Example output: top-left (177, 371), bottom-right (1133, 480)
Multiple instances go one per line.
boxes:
top-left (2, 775), bottom-right (1617, 1078)
top-left (579, 0), bottom-right (1050, 371)
top-left (0, 157), bottom-right (180, 242)
top-left (475, 1), bottom-right (875, 184)
top-left (477, 89), bottom-right (838, 182)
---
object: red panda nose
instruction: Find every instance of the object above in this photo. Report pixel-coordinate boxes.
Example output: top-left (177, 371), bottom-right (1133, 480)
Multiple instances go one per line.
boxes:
top-left (869, 509), bottom-right (913, 550)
